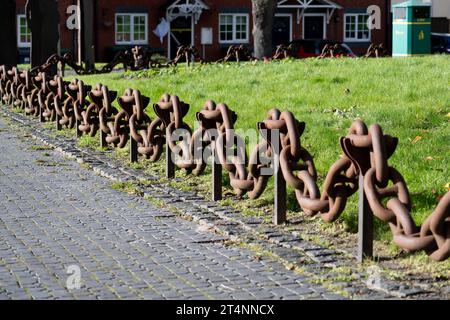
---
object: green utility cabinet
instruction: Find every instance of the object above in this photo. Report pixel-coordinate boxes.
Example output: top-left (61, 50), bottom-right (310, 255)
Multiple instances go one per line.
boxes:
top-left (392, 0), bottom-right (431, 57)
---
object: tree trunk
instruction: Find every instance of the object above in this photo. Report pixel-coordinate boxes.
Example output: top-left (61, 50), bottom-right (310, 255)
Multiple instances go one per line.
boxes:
top-left (0, 0), bottom-right (18, 67)
top-left (252, 0), bottom-right (277, 59)
top-left (26, 0), bottom-right (59, 71)
top-left (78, 0), bottom-right (95, 70)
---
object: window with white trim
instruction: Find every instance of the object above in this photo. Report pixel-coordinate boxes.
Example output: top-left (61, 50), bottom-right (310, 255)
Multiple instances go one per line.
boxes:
top-left (344, 14), bottom-right (370, 41)
top-left (219, 14), bottom-right (249, 43)
top-left (115, 13), bottom-right (148, 45)
top-left (17, 14), bottom-right (31, 47)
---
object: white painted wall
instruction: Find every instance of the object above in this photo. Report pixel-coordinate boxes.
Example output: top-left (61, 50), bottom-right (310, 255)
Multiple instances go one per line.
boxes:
top-left (391, 0), bottom-right (450, 19)
top-left (430, 0), bottom-right (450, 19)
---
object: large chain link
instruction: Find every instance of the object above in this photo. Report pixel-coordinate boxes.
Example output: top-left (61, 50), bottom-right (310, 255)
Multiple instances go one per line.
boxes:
top-left (128, 90), bottom-right (165, 161)
top-left (353, 123), bottom-right (450, 261)
top-left (153, 94), bottom-right (194, 171)
top-left (193, 100), bottom-right (238, 176)
top-left (285, 121), bottom-right (361, 222)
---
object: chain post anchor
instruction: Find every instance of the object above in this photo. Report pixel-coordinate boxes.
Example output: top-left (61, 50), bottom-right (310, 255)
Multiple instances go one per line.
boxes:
top-left (39, 104), bottom-right (45, 123)
top-left (357, 173), bottom-right (374, 262)
top-left (130, 137), bottom-right (138, 163)
top-left (55, 113), bottom-right (61, 131)
top-left (211, 142), bottom-right (222, 202)
top-left (272, 127), bottom-right (286, 225)
top-left (341, 137), bottom-right (374, 263)
top-left (100, 130), bottom-right (107, 148)
top-left (75, 119), bottom-right (82, 138)
top-left (166, 136), bottom-right (175, 179)
top-left (274, 154), bottom-right (287, 225)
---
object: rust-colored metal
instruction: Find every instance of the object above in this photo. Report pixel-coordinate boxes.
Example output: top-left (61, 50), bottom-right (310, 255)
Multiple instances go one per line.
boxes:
top-left (127, 89), bottom-right (165, 162)
top-left (272, 44), bottom-right (297, 60)
top-left (318, 43), bottom-right (347, 59)
top-left (76, 83), bottom-right (106, 136)
top-left (216, 45), bottom-right (257, 63)
top-left (25, 72), bottom-right (45, 117)
top-left (364, 43), bottom-right (389, 58)
top-left (216, 108), bottom-right (286, 200)
top-left (195, 100), bottom-right (238, 176)
top-left (69, 79), bottom-right (92, 136)
top-left (56, 79), bottom-right (80, 129)
top-left (29, 46), bottom-right (163, 77)
top-left (98, 88), bottom-right (132, 149)
top-left (280, 121), bottom-right (356, 222)
top-left (153, 94), bottom-right (194, 172)
top-left (168, 46), bottom-right (207, 67)
top-left (40, 75), bottom-right (64, 122)
top-left (2, 62), bottom-right (449, 262)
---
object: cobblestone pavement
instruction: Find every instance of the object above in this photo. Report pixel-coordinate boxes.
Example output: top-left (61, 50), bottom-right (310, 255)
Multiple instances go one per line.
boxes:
top-left (0, 119), bottom-right (342, 300)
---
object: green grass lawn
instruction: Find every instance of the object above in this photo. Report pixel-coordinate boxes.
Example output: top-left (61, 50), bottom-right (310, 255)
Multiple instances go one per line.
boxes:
top-left (74, 56), bottom-right (449, 243)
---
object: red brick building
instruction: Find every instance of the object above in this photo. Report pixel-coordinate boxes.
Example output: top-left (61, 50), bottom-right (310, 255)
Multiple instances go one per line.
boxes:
top-left (15, 0), bottom-right (390, 63)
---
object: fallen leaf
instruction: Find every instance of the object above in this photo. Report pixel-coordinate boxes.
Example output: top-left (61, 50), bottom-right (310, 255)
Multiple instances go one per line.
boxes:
top-left (424, 156), bottom-right (433, 161)
top-left (445, 183), bottom-right (450, 191)
top-left (411, 136), bottom-right (422, 144)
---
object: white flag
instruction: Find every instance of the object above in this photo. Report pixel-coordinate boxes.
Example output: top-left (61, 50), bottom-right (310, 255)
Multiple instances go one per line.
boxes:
top-left (153, 18), bottom-right (170, 44)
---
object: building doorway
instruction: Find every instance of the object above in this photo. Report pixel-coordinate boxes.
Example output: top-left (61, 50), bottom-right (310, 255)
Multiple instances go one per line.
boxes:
top-left (303, 14), bottom-right (326, 39)
top-left (169, 16), bottom-right (193, 59)
top-left (273, 14), bottom-right (292, 47)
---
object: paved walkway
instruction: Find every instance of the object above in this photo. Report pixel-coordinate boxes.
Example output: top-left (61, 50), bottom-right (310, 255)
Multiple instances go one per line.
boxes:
top-left (0, 119), bottom-right (338, 300)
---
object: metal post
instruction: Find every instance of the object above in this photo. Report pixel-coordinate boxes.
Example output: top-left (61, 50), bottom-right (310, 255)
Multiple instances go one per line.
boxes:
top-left (55, 113), bottom-right (61, 130)
top-left (273, 140), bottom-right (286, 225)
top-left (130, 137), bottom-right (138, 163)
top-left (76, 119), bottom-right (82, 138)
top-left (358, 174), bottom-right (374, 262)
top-left (100, 130), bottom-right (107, 148)
top-left (39, 104), bottom-right (44, 123)
top-left (212, 144), bottom-right (222, 201)
top-left (166, 138), bottom-right (175, 179)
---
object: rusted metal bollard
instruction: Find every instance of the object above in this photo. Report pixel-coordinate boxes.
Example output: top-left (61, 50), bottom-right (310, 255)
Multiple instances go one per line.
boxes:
top-left (273, 132), bottom-right (287, 225)
top-left (166, 137), bottom-right (175, 179)
top-left (130, 135), bottom-right (138, 163)
top-left (340, 133), bottom-right (374, 262)
top-left (39, 104), bottom-right (45, 123)
top-left (211, 141), bottom-right (222, 201)
top-left (358, 173), bottom-right (374, 262)
top-left (100, 130), bottom-right (107, 148)
top-left (76, 119), bottom-right (82, 138)
top-left (55, 113), bottom-right (62, 130)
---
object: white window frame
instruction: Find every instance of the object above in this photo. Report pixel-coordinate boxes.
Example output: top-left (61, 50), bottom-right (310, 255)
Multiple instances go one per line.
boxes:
top-left (218, 13), bottom-right (249, 44)
top-left (344, 14), bottom-right (371, 42)
top-left (17, 14), bottom-right (31, 48)
top-left (115, 13), bottom-right (148, 45)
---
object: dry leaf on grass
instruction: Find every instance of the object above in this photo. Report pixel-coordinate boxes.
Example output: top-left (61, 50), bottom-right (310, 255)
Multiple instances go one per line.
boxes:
top-left (411, 136), bottom-right (423, 144)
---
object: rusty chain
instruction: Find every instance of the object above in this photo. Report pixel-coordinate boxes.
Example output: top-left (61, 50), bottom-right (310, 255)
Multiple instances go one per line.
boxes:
top-left (216, 45), bottom-right (257, 64)
top-left (153, 94), bottom-right (196, 172)
top-left (1, 63), bottom-right (448, 261)
top-left (127, 89), bottom-right (165, 162)
top-left (364, 43), bottom-right (389, 58)
top-left (168, 46), bottom-right (207, 67)
top-left (194, 100), bottom-right (238, 176)
top-left (344, 122), bottom-right (450, 261)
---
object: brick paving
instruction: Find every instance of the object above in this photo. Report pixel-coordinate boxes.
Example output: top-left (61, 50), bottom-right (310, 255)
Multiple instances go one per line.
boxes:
top-left (0, 118), bottom-right (339, 300)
